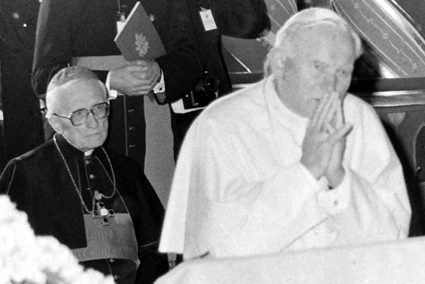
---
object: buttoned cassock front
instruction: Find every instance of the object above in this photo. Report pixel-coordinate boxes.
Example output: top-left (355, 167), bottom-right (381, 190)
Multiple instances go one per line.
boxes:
top-left (159, 76), bottom-right (412, 259)
top-left (0, 134), bottom-right (166, 282)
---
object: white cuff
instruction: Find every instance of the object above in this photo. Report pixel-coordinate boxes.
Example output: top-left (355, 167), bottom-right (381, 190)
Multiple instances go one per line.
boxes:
top-left (317, 165), bottom-right (351, 214)
top-left (153, 70), bottom-right (165, 94)
top-left (106, 71), bottom-right (118, 99)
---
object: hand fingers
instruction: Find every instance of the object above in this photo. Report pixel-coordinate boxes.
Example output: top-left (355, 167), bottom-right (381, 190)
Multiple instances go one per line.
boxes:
top-left (132, 70), bottom-right (157, 80)
top-left (128, 77), bottom-right (159, 96)
top-left (311, 93), bottom-right (339, 133)
top-left (126, 59), bottom-right (149, 66)
top-left (322, 98), bottom-right (339, 133)
top-left (125, 64), bottom-right (149, 73)
top-left (335, 97), bottom-right (344, 127)
top-left (328, 123), bottom-right (352, 144)
top-left (324, 122), bottom-right (335, 134)
top-left (127, 87), bottom-right (155, 96)
top-left (310, 93), bottom-right (331, 129)
top-left (317, 94), bottom-right (336, 128)
top-left (311, 93), bottom-right (329, 122)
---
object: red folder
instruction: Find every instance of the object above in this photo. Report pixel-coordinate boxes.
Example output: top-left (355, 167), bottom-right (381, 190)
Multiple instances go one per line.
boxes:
top-left (114, 2), bottom-right (166, 61)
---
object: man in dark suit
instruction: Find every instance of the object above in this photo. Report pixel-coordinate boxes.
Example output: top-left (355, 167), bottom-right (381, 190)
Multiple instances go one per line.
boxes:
top-left (175, 0), bottom-right (270, 137)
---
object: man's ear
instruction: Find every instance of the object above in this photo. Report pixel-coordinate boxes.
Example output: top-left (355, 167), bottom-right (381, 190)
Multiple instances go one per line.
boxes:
top-left (273, 50), bottom-right (289, 77)
top-left (48, 116), bottom-right (64, 134)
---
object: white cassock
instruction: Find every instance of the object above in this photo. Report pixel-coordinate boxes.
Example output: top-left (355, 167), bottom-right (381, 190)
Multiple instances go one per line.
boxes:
top-left (159, 75), bottom-right (412, 260)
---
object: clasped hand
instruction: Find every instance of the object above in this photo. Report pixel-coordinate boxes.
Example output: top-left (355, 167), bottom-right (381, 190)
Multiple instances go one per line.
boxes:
top-left (109, 60), bottom-right (161, 96)
top-left (300, 92), bottom-right (352, 188)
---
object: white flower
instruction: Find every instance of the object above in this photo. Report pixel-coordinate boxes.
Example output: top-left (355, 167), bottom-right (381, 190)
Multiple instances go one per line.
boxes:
top-left (0, 195), bottom-right (115, 284)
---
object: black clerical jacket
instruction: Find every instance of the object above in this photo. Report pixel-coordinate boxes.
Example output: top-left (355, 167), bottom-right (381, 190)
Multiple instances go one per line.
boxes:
top-left (0, 134), bottom-right (167, 282)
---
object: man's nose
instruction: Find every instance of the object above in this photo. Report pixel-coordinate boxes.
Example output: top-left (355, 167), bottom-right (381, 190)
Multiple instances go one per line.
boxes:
top-left (323, 73), bottom-right (338, 92)
top-left (85, 111), bottom-right (99, 128)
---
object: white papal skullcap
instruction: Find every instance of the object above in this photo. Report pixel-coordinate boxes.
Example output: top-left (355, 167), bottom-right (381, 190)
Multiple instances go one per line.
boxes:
top-left (274, 7), bottom-right (362, 58)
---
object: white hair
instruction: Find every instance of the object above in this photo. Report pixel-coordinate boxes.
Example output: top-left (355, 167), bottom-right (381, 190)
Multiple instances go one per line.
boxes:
top-left (264, 7), bottom-right (362, 77)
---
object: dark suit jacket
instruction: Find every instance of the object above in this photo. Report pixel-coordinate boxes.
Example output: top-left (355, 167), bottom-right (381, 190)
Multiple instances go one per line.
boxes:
top-left (32, 0), bottom-right (202, 102)
top-left (209, 0), bottom-right (270, 39)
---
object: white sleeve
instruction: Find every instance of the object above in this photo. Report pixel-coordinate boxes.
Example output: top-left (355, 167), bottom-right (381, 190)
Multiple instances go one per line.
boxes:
top-left (314, 102), bottom-right (411, 244)
top-left (153, 69), bottom-right (165, 94)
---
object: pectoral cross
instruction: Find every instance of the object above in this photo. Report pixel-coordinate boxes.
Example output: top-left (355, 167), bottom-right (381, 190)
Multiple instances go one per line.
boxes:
top-left (93, 190), bottom-right (115, 226)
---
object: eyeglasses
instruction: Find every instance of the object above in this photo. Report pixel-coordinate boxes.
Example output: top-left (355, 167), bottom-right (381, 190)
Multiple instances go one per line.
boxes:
top-left (53, 102), bottom-right (110, 126)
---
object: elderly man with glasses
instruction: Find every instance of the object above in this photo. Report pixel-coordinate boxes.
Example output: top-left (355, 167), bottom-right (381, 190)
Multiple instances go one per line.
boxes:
top-left (0, 66), bottom-right (168, 284)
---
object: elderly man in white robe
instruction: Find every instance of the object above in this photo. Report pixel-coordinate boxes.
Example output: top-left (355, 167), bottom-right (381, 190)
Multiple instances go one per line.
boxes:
top-left (159, 7), bottom-right (412, 260)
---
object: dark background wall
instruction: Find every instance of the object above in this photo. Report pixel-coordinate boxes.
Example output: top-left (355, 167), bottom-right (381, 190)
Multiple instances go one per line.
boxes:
top-left (0, 0), bottom-right (44, 172)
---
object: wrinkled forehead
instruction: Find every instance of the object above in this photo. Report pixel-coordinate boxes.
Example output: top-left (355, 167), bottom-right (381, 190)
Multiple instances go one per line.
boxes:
top-left (294, 29), bottom-right (356, 73)
top-left (283, 20), bottom-right (356, 61)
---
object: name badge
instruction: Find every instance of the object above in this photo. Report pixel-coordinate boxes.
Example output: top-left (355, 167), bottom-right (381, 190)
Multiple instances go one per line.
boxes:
top-left (116, 12), bottom-right (126, 35)
top-left (200, 9), bottom-right (217, 31)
